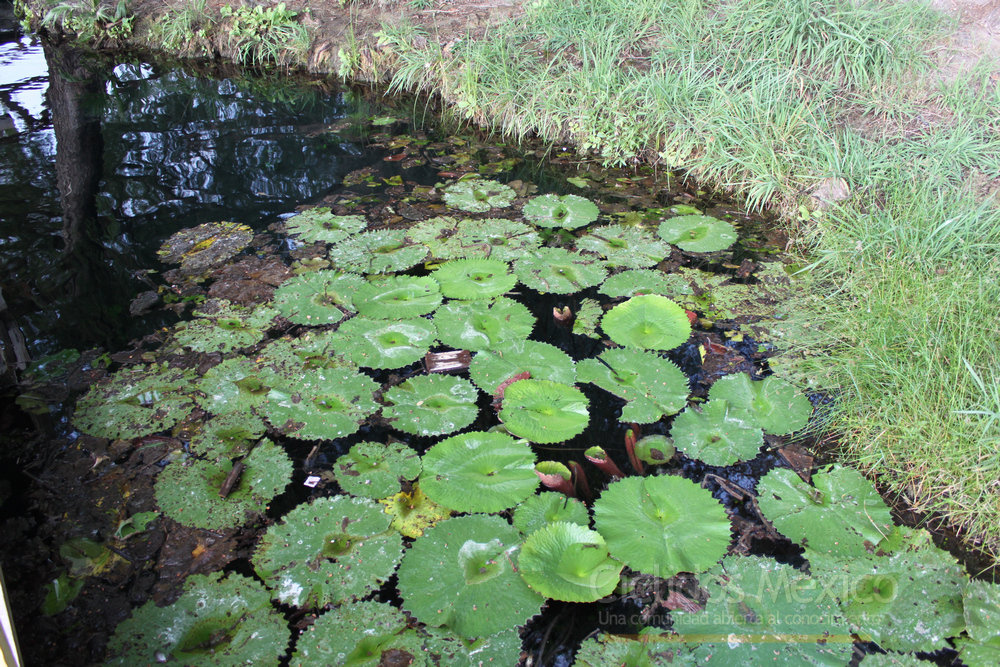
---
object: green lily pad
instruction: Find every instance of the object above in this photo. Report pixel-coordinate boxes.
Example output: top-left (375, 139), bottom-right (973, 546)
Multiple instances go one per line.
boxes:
top-left (433, 258), bottom-right (517, 300)
top-left (419, 431), bottom-right (538, 513)
top-left (423, 627), bottom-right (522, 667)
top-left (519, 522), bottom-right (624, 602)
top-left (858, 654), bottom-right (928, 667)
top-left (383, 374), bottom-right (480, 437)
top-left (657, 215), bottom-right (738, 253)
top-left (194, 358), bottom-right (270, 418)
top-left (513, 492), bottom-right (590, 536)
top-left (73, 366), bottom-right (194, 439)
top-left (397, 514), bottom-right (545, 637)
top-left (499, 379), bottom-right (590, 444)
top-left (577, 348), bottom-right (689, 424)
top-left (330, 316), bottom-right (437, 370)
top-left (154, 439), bottom-right (291, 530)
top-left (253, 495), bottom-right (403, 608)
top-left (256, 332), bottom-right (356, 377)
top-left (573, 632), bottom-right (698, 667)
top-left (433, 297), bottom-right (536, 351)
top-left (283, 207), bottom-right (366, 245)
top-left (292, 600), bottom-right (425, 667)
top-left (634, 434), bottom-right (676, 464)
top-left (352, 275), bottom-right (442, 319)
top-left (600, 295), bottom-right (692, 351)
top-left (670, 399), bottom-right (764, 466)
top-left (469, 340), bottom-right (576, 394)
top-left (572, 298), bottom-right (603, 339)
top-left (442, 180), bottom-right (515, 213)
top-left (514, 248), bottom-right (607, 294)
top-left (157, 221), bottom-right (254, 278)
top-left (522, 193), bottom-right (599, 229)
top-left (261, 369), bottom-right (380, 440)
top-left (328, 229), bottom-right (428, 274)
top-left (379, 483), bottom-right (453, 538)
top-left (593, 475), bottom-right (730, 577)
top-left (443, 218), bottom-right (541, 262)
top-left (174, 300), bottom-right (278, 353)
top-left (405, 216), bottom-right (462, 258)
top-left (756, 465), bottom-right (894, 559)
top-left (708, 373), bottom-right (812, 435)
top-left (189, 412), bottom-right (266, 460)
top-left (106, 572), bottom-right (286, 667)
top-left (272, 270), bottom-right (364, 326)
top-left (599, 269), bottom-right (693, 299)
top-left (333, 441), bottom-right (421, 499)
top-left (576, 225), bottom-right (671, 269)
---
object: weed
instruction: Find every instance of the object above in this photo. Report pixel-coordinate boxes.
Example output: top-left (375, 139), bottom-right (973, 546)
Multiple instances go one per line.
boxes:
top-left (220, 2), bottom-right (310, 69)
top-left (41, 0), bottom-right (134, 44)
top-left (146, 0), bottom-right (213, 56)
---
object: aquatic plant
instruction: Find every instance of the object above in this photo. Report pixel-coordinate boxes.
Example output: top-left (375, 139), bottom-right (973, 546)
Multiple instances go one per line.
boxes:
top-left (157, 221), bottom-right (253, 278)
top-left (432, 258), bottom-right (517, 300)
top-left (173, 300), bottom-right (278, 353)
top-left (253, 495), bottom-right (403, 608)
top-left (193, 358), bottom-right (270, 418)
top-left (105, 572), bottom-right (287, 666)
top-left (512, 491), bottom-right (590, 535)
top-left (379, 483), bottom-right (453, 537)
top-left (599, 268), bottom-right (692, 299)
top-left (328, 229), bottom-right (428, 274)
top-left (292, 600), bottom-right (424, 666)
top-left (396, 514), bottom-right (545, 637)
top-left (330, 316), bottom-right (437, 369)
top-left (593, 475), bottom-right (731, 578)
top-left (578, 348), bottom-right (689, 423)
top-left (189, 411), bottom-right (264, 460)
top-left (657, 214), bottom-right (738, 253)
top-left (271, 270), bottom-right (363, 325)
top-left (669, 399), bottom-right (764, 466)
top-left (633, 434), bottom-right (676, 465)
top-left (708, 373), bottom-right (812, 435)
top-left (333, 441), bottom-right (421, 499)
top-left (255, 332), bottom-right (355, 375)
top-left (498, 379), bottom-right (590, 444)
top-left (433, 296), bottom-right (536, 351)
top-left (469, 340), bottom-right (576, 394)
top-left (419, 431), bottom-right (538, 513)
top-left (405, 216), bottom-right (462, 258)
top-left (282, 207), bottom-right (366, 245)
top-left (575, 224), bottom-right (671, 268)
top-left (260, 369), bottom-right (379, 439)
top-left (572, 298), bottom-right (603, 338)
top-left (448, 218), bottom-right (542, 262)
top-left (574, 631), bottom-right (697, 667)
top-left (442, 179), bottom-right (516, 212)
top-left (383, 374), bottom-right (480, 437)
top-left (352, 275), bottom-right (442, 319)
top-left (514, 247), bottom-right (607, 294)
top-left (600, 294), bottom-right (692, 351)
top-left (522, 193), bottom-right (599, 229)
top-left (518, 522), bottom-right (624, 602)
top-left (73, 365), bottom-right (194, 439)
top-left (423, 627), bottom-right (522, 666)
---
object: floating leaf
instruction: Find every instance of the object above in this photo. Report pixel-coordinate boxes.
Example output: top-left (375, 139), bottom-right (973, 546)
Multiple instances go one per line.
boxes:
top-left (41, 573), bottom-right (85, 616)
top-left (379, 483), bottom-right (453, 538)
top-left (669, 399), bottom-right (763, 466)
top-left (194, 358), bottom-right (270, 418)
top-left (283, 207), bottom-right (366, 245)
top-left (469, 340), bottom-right (576, 394)
top-left (756, 465), bottom-right (894, 559)
top-left (352, 275), bottom-right (442, 319)
top-left (157, 221), bottom-right (253, 277)
top-left (572, 298), bottom-right (603, 339)
top-left (155, 439), bottom-right (291, 530)
top-left (253, 495), bottom-right (403, 608)
top-left (599, 269), bottom-right (693, 299)
top-left (433, 258), bottom-right (517, 300)
top-left (397, 514), bottom-right (545, 637)
top-left (256, 332), bottom-right (355, 376)
top-left (513, 492), bottom-right (590, 536)
top-left (578, 348), bottom-right (689, 424)
top-left (576, 225), bottom-right (670, 269)
top-left (383, 375), bottom-right (480, 437)
top-left (328, 229), bottom-right (428, 274)
top-left (189, 412), bottom-right (265, 460)
top-left (419, 431), bottom-right (538, 513)
top-left (858, 654), bottom-right (928, 667)
top-left (423, 627), bottom-right (522, 667)
top-left (514, 248), bottom-right (607, 294)
top-left (330, 316), bottom-right (437, 370)
top-left (708, 373), bottom-right (812, 435)
top-left (174, 300), bottom-right (278, 353)
top-left (106, 572), bottom-right (287, 667)
top-left (443, 218), bottom-right (541, 262)
top-left (73, 366), bottom-right (194, 439)
top-left (593, 475), bottom-right (730, 577)
top-left (522, 193), bottom-right (599, 229)
top-left (293, 601), bottom-right (424, 667)
top-left (442, 180), bottom-right (515, 213)
top-left (574, 632), bottom-right (698, 667)
top-left (333, 441), bottom-right (421, 499)
top-left (519, 522), bottom-right (623, 602)
top-left (272, 270), bottom-right (363, 326)
top-left (261, 369), bottom-right (380, 440)
top-left (634, 434), bottom-right (676, 464)
top-left (405, 216), bottom-right (462, 258)
top-left (499, 379), bottom-right (590, 444)
top-left (600, 295), bottom-right (692, 351)
top-left (433, 297), bottom-right (536, 351)
top-left (657, 215), bottom-right (738, 252)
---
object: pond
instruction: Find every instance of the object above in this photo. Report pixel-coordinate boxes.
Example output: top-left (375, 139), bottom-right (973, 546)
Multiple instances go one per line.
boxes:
top-left (1, 19), bottom-right (991, 667)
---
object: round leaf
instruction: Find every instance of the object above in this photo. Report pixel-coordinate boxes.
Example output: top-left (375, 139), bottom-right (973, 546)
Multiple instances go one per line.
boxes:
top-left (328, 229), bottom-right (428, 274)
top-left (194, 358), bottom-right (270, 418)
top-left (600, 294), bottom-right (692, 351)
top-left (669, 399), bottom-right (764, 466)
top-left (333, 441), bottom-right (421, 499)
top-left (330, 316), bottom-right (437, 370)
top-left (189, 412), bottom-right (265, 460)
top-left (423, 627), bottom-right (522, 667)
top-left (444, 218), bottom-right (541, 262)
top-left (433, 297), bottom-right (536, 351)
top-left (513, 492), bottom-right (590, 535)
top-left (442, 180), bottom-right (515, 213)
top-left (433, 258), bottom-right (517, 300)
top-left (518, 522), bottom-right (624, 602)
top-left (283, 208), bottom-right (366, 245)
top-left (379, 483), bottom-right (453, 538)
top-left (499, 379), bottom-right (590, 444)
top-left (383, 374), bottom-right (480, 437)
top-left (522, 193), bottom-right (599, 229)
top-left (73, 366), bottom-right (194, 440)
top-left (272, 270), bottom-right (363, 326)
top-left (577, 348), bottom-right (689, 423)
top-left (175, 300), bottom-right (278, 353)
top-left (352, 275), bottom-right (442, 319)
top-left (599, 269), bottom-right (693, 299)
top-left (708, 373), bottom-right (812, 435)
top-left (514, 247), bottom-right (607, 294)
top-left (576, 224), bottom-right (670, 268)
top-left (261, 369), bottom-right (379, 440)
top-left (657, 215), bottom-right (738, 252)
top-left (293, 601), bottom-right (424, 666)
top-left (469, 340), bottom-right (576, 394)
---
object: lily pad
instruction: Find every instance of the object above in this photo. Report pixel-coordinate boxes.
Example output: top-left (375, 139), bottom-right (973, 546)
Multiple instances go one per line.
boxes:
top-left (328, 229), bottom-right (428, 274)
top-left (574, 632), bottom-right (698, 667)
top-left (519, 522), bottom-right (624, 602)
top-left (433, 297), bottom-right (536, 351)
top-left (576, 225), bottom-right (671, 269)
top-left (444, 218), bottom-right (541, 262)
top-left (157, 221), bottom-right (254, 278)
top-left (577, 348), bottom-right (689, 424)
top-left (514, 248), bottom-right (607, 294)
top-left (189, 412), bottom-right (266, 460)
top-left (599, 269), bottom-right (693, 299)
top-left (419, 431), bottom-right (538, 513)
top-left (397, 514), bottom-right (545, 637)
top-left (522, 193), bottom-right (599, 229)
top-left (333, 441), bottom-right (421, 499)
top-left (256, 332), bottom-right (356, 376)
top-left (423, 627), bottom-right (522, 667)
top-left (669, 399), bottom-right (764, 466)
top-left (499, 379), bottom-right (590, 444)
top-left (600, 295), bottom-right (692, 351)
top-left (513, 492), bottom-right (590, 536)
top-left (293, 600), bottom-right (425, 667)
top-left (708, 373), bottom-right (812, 435)
top-left (330, 316), bottom-right (437, 370)
top-left (261, 369), bottom-right (380, 440)
top-left (174, 300), bottom-right (278, 353)
top-left (194, 358), bottom-right (271, 418)
top-left (379, 483), bottom-right (453, 538)
top-left (593, 475), bottom-right (731, 577)
top-left (383, 374), bottom-right (480, 437)
top-left (657, 215), bottom-right (738, 253)
top-left (154, 439), bottom-right (292, 530)
top-left (442, 179), bottom-right (515, 213)
top-left (405, 216), bottom-right (462, 258)
top-left (433, 258), bottom-right (517, 300)
top-left (469, 340), bottom-right (576, 394)
top-left (106, 572), bottom-right (286, 667)
top-left (272, 270), bottom-right (364, 326)
top-left (253, 495), bottom-right (403, 608)
top-left (573, 298), bottom-right (603, 339)
top-left (634, 434), bottom-right (676, 464)
top-left (352, 275), bottom-right (442, 319)
top-left (283, 207), bottom-right (366, 245)
top-left (73, 366), bottom-right (194, 439)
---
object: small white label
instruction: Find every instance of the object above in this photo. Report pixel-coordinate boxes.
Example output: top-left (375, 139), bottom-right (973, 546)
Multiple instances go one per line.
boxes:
top-left (304, 476), bottom-right (321, 488)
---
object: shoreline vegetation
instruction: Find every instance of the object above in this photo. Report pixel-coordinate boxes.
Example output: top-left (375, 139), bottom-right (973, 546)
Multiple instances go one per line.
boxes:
top-left (15, 0), bottom-right (1000, 557)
